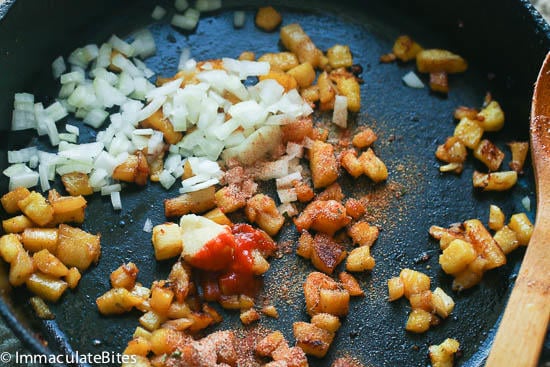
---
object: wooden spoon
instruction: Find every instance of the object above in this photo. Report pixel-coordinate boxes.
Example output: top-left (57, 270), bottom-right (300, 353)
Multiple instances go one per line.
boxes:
top-left (486, 52), bottom-right (550, 367)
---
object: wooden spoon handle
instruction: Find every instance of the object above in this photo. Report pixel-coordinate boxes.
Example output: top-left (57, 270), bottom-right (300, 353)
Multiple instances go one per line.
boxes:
top-left (485, 216), bottom-right (550, 367)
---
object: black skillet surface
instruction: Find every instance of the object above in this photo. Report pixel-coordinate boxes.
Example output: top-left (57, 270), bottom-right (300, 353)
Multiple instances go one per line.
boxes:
top-left (0, 0), bottom-right (549, 366)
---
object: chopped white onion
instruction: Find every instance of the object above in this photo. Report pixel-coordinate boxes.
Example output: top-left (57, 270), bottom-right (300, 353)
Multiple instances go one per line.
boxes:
top-left (332, 95), bottom-right (348, 128)
top-left (143, 218), bottom-right (153, 233)
top-left (278, 202), bottom-right (298, 217)
top-left (60, 71), bottom-right (85, 85)
top-left (3, 163), bottom-right (33, 177)
top-left (151, 5), bottom-right (167, 20)
top-left (132, 29), bottom-right (157, 59)
top-left (59, 133), bottom-right (77, 143)
top-left (84, 108), bottom-right (109, 128)
top-left (159, 170), bottom-right (177, 189)
top-left (108, 35), bottom-right (135, 57)
top-left (8, 147), bottom-right (38, 164)
top-left (96, 43), bottom-right (113, 69)
top-left (171, 13), bottom-right (199, 31)
top-left (222, 58), bottom-right (270, 79)
top-left (178, 47), bottom-right (191, 70)
top-left (110, 191), bottom-right (122, 210)
top-left (402, 71), bottom-right (425, 88)
top-left (522, 196), bottom-right (531, 211)
top-left (174, 0), bottom-right (189, 11)
top-left (101, 184), bottom-right (122, 196)
top-left (9, 171), bottom-right (39, 191)
top-left (111, 54), bottom-right (143, 78)
top-left (233, 11), bottom-right (246, 28)
top-left (45, 101), bottom-right (68, 122)
top-left (65, 124), bottom-right (79, 136)
top-left (276, 171), bottom-right (302, 189)
top-left (68, 44), bottom-right (99, 69)
top-left (196, 0), bottom-right (221, 12)
top-left (277, 188), bottom-right (297, 203)
top-left (52, 56), bottom-right (66, 79)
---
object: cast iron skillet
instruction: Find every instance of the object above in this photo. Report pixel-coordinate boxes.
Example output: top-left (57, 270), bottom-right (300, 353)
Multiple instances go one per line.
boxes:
top-left (0, 0), bottom-right (549, 366)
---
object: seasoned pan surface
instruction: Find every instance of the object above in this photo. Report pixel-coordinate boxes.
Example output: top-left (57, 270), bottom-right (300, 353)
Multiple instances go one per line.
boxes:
top-left (0, 0), bottom-right (549, 366)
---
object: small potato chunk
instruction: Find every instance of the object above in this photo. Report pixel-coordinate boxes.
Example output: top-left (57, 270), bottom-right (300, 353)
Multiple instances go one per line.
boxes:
top-left (464, 219), bottom-right (506, 270)
top-left (33, 249), bottom-right (69, 278)
top-left (310, 233), bottom-right (346, 275)
top-left (399, 268), bottom-right (430, 299)
top-left (508, 141), bottom-right (529, 173)
top-left (346, 246), bottom-right (375, 272)
top-left (280, 23), bottom-right (322, 68)
top-left (416, 49), bottom-right (468, 74)
top-left (2, 215), bottom-right (34, 233)
top-left (26, 272), bottom-right (68, 302)
top-left (348, 221), bottom-right (379, 247)
top-left (311, 313), bottom-right (341, 333)
top-left (281, 116), bottom-right (313, 143)
top-left (140, 109), bottom-right (182, 144)
top-left (439, 239), bottom-right (477, 275)
top-left (409, 290), bottom-right (434, 312)
top-left (65, 267), bottom-right (81, 289)
top-left (0, 234), bottom-right (24, 263)
top-left (431, 287), bottom-right (455, 319)
top-left (255, 6), bottom-right (282, 32)
top-left (352, 128), bottom-right (377, 149)
top-left (97, 288), bottom-right (144, 315)
top-left (310, 140), bottom-right (339, 188)
top-left (297, 230), bottom-right (314, 259)
top-left (435, 137), bottom-right (467, 163)
top-left (110, 262), bottom-right (139, 290)
top-left (488, 204), bottom-right (505, 231)
top-left (387, 276), bottom-right (404, 301)
top-left (338, 271), bottom-right (364, 296)
top-left (473, 139), bottom-right (505, 171)
top-left (150, 285), bottom-right (175, 315)
top-left (164, 186), bottom-right (216, 217)
top-left (478, 100), bottom-right (505, 132)
top-left (333, 71), bottom-right (361, 112)
top-left (405, 308), bottom-right (433, 333)
top-left (508, 213), bottom-right (534, 245)
top-left (238, 51), bottom-right (255, 61)
top-left (316, 183), bottom-right (344, 202)
top-left (293, 321), bottom-right (334, 358)
top-left (56, 224), bottom-right (101, 271)
top-left (454, 117), bottom-right (483, 149)
top-left (255, 330), bottom-right (288, 357)
top-left (304, 272), bottom-right (349, 317)
top-left (359, 148), bottom-right (388, 183)
top-left (429, 338), bottom-right (460, 367)
top-left (240, 308), bottom-right (261, 325)
top-left (50, 194), bottom-right (86, 215)
top-left (258, 52), bottom-right (299, 71)
top-left (472, 171), bottom-right (518, 191)
top-left (215, 186), bottom-right (247, 213)
top-left (152, 223), bottom-right (183, 261)
top-left (259, 71), bottom-right (298, 92)
top-left (287, 62), bottom-right (316, 88)
top-left (300, 85), bottom-right (320, 104)
top-left (340, 149), bottom-right (363, 178)
top-left (9, 249), bottom-right (35, 286)
top-left (17, 191), bottom-right (54, 227)
top-left (294, 200), bottom-right (351, 236)
top-left (429, 71), bottom-right (449, 94)
top-left (454, 106), bottom-right (479, 120)
top-left (1, 187), bottom-right (31, 213)
top-left (318, 71), bottom-right (336, 111)
top-left (344, 198), bottom-right (366, 220)
top-left (392, 35), bottom-right (423, 62)
top-left (493, 226), bottom-right (519, 255)
top-left (327, 44), bottom-right (353, 69)
top-left (203, 207), bottom-right (232, 226)
top-left (61, 172), bottom-right (93, 196)
top-left (245, 194), bottom-right (285, 236)
top-left (21, 228), bottom-right (59, 253)
top-left (294, 181), bottom-right (315, 203)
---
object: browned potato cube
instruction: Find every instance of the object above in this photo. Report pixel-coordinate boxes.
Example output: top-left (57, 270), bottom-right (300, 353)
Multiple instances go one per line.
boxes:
top-left (111, 262), bottom-right (139, 290)
top-left (405, 308), bottom-right (433, 333)
top-left (311, 313), bottom-right (341, 333)
top-left (203, 207), bottom-right (232, 226)
top-left (359, 148), bottom-right (388, 183)
top-left (148, 327), bottom-right (186, 355)
top-left (338, 272), bottom-right (364, 296)
top-left (429, 71), bottom-right (449, 94)
top-left (287, 62), bottom-right (316, 88)
top-left (245, 194), bottom-right (285, 236)
top-left (315, 183), bottom-right (344, 202)
top-left (150, 285), bottom-right (175, 315)
top-left (399, 268), bottom-right (430, 299)
top-left (508, 141), bottom-right (529, 173)
top-left (50, 195), bottom-right (86, 215)
top-left (17, 191), bottom-right (54, 227)
top-left (33, 249), bottom-right (69, 278)
top-left (304, 272), bottom-right (349, 317)
top-left (139, 310), bottom-right (166, 331)
top-left (346, 246), bottom-right (375, 272)
top-left (215, 186), bottom-right (247, 213)
top-left (261, 305), bottom-right (279, 319)
top-left (1, 187), bottom-right (31, 213)
top-left (0, 234), bottom-right (24, 263)
top-left (65, 267), bottom-right (81, 289)
top-left (478, 100), bottom-right (505, 132)
top-left (255, 330), bottom-right (288, 357)
top-left (61, 172), bottom-right (93, 196)
top-left (300, 85), bottom-right (320, 104)
top-left (473, 139), bottom-right (504, 171)
top-left (392, 35), bottom-right (423, 62)
top-left (454, 117), bottom-right (483, 149)
top-left (112, 154), bottom-right (139, 183)
top-left (439, 239), bottom-right (477, 275)
top-left (164, 186), bottom-right (216, 217)
top-left (238, 51), bottom-right (255, 61)
top-left (96, 288), bottom-right (144, 315)
top-left (508, 213), bottom-right (534, 245)
top-left (123, 337), bottom-right (151, 357)
top-left (333, 72), bottom-right (361, 112)
top-left (348, 221), bottom-right (379, 247)
top-left (281, 116), bottom-right (313, 143)
top-left (293, 321), bottom-right (334, 358)
top-left (464, 219), bottom-right (506, 270)
top-left (454, 106), bottom-right (479, 120)
top-left (26, 272), bottom-right (68, 302)
top-left (340, 149), bottom-right (363, 178)
top-left (435, 137), bottom-right (467, 163)
top-left (431, 287), bottom-right (455, 319)
top-left (493, 226), bottom-right (519, 255)
top-left (294, 181), bottom-right (315, 203)
top-left (240, 308), bottom-right (261, 325)
top-left (310, 233), bottom-right (346, 275)
top-left (255, 6), bottom-right (282, 32)
top-left (258, 52), bottom-right (299, 71)
top-left (297, 230), bottom-right (314, 259)
top-left (56, 224), bottom-right (101, 271)
top-left (140, 109), bottom-right (182, 145)
top-left (280, 23), bottom-right (322, 68)
top-left (294, 200), bottom-right (351, 236)
top-left (21, 228), bottom-right (58, 253)
top-left (259, 71), bottom-right (298, 92)
top-left (344, 198), bottom-right (366, 220)
top-left (310, 140), bottom-right (339, 188)
top-left (152, 223), bottom-right (182, 261)
top-left (318, 71), bottom-right (336, 111)
top-left (429, 338), bottom-right (460, 367)
top-left (489, 204), bottom-right (505, 231)
top-left (9, 249), bottom-right (35, 286)
top-left (472, 171), bottom-right (518, 191)
top-left (409, 290), bottom-right (434, 312)
top-left (416, 49), bottom-right (467, 73)
top-left (452, 267), bottom-right (482, 292)
top-left (2, 215), bottom-right (34, 233)
top-left (327, 45), bottom-right (353, 69)
top-left (352, 128), bottom-right (377, 149)
top-left (439, 162), bottom-right (464, 174)
top-left (387, 276), bottom-right (404, 301)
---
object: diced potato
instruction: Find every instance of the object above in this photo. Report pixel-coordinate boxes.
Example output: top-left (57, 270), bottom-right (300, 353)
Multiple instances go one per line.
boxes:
top-left (255, 6), bottom-right (282, 32)
top-left (439, 239), bottom-right (477, 275)
top-left (310, 233), bottom-right (346, 275)
top-left (439, 162), bottom-right (464, 174)
top-left (294, 181), bottom-right (315, 203)
top-left (148, 152), bottom-right (164, 182)
top-left (300, 85), bottom-right (320, 104)
top-left (2, 215), bottom-right (34, 233)
top-left (464, 219), bottom-right (506, 270)
top-left (287, 62), bottom-right (316, 88)
top-left (409, 290), bottom-right (434, 312)
top-left (259, 71), bottom-right (298, 92)
top-left (238, 51), bottom-right (255, 61)
top-left (508, 213), bottom-right (534, 245)
top-left (140, 109), bottom-right (182, 144)
top-left (340, 149), bottom-right (363, 178)
top-left (405, 308), bottom-right (433, 333)
top-left (310, 140), bottom-right (339, 188)
top-left (473, 139), bottom-right (504, 171)
top-left (167, 301), bottom-right (191, 320)
top-left (416, 49), bottom-right (467, 74)
top-left (164, 186), bottom-right (216, 217)
top-left (1, 187), bottom-right (31, 214)
top-left (17, 191), bottom-right (54, 227)
top-left (472, 171), bottom-right (518, 191)
top-left (294, 200), bottom-right (351, 236)
top-left (112, 150), bottom-right (150, 186)
top-left (344, 198), bottom-right (366, 220)
top-left (203, 207), bottom-right (232, 226)
top-left (0, 234), bottom-right (24, 263)
top-left (338, 271), bottom-right (364, 296)
top-left (97, 288), bottom-right (144, 315)
top-left (280, 23), bottom-right (322, 68)
top-left (454, 106), bottom-right (479, 120)
top-left (139, 310), bottom-right (166, 332)
top-left (151, 223), bottom-right (182, 261)
top-left (392, 35), bottom-right (423, 62)
top-left (240, 308), bottom-right (261, 325)
top-left (431, 287), bottom-right (455, 318)
top-left (150, 285), bottom-right (175, 315)
top-left (435, 136), bottom-right (467, 163)
top-left (327, 44), bottom-right (353, 69)
top-left (380, 53), bottom-right (397, 63)
top-left (255, 330), bottom-right (288, 357)
top-left (65, 267), bottom-right (81, 289)
top-left (452, 267), bottom-right (483, 292)
top-left (9, 249), bottom-right (35, 286)
top-left (478, 100), bottom-right (505, 132)
top-left (488, 204), bottom-right (505, 231)
top-left (187, 311), bottom-right (216, 333)
top-left (493, 226), bottom-right (519, 255)
top-left (258, 52), bottom-right (299, 71)
top-left (312, 313), bottom-right (341, 334)
top-left (281, 116), bottom-right (313, 143)
top-left (50, 195), bottom-right (86, 215)
top-left (26, 272), bottom-right (68, 302)
top-left (348, 221), bottom-right (379, 247)
top-left (454, 117), bottom-right (483, 149)
top-left (429, 338), bottom-right (460, 367)
top-left (124, 336), bottom-right (151, 357)
top-left (352, 128), bottom-right (377, 149)
top-left (21, 228), bottom-right (58, 253)
top-left (293, 321), bottom-right (334, 358)
top-left (215, 186), bottom-right (247, 213)
top-left (429, 71), bottom-right (449, 94)
top-left (304, 272), bottom-right (349, 317)
top-left (251, 249), bottom-right (270, 275)
top-left (318, 71), bottom-right (336, 111)
top-left (315, 183), bottom-right (344, 202)
top-left (56, 224), bottom-right (101, 271)
top-left (245, 194), bottom-right (285, 236)
top-left (61, 172), bottom-right (93, 196)
top-left (508, 141), bottom-right (529, 173)
top-left (346, 246), bottom-right (375, 272)
top-left (33, 249), bottom-right (69, 278)
top-left (297, 230), bottom-right (314, 259)
top-left (359, 148), bottom-right (388, 183)
top-left (149, 328), bottom-right (186, 355)
top-left (110, 262), bottom-right (139, 290)
top-left (332, 71), bottom-right (361, 112)
top-left (387, 276), bottom-right (405, 301)
top-left (399, 268), bottom-right (430, 299)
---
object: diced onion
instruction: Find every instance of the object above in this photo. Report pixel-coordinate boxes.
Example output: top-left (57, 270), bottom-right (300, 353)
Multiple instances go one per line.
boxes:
top-left (522, 196), bottom-right (531, 211)
top-left (3, 163), bottom-right (33, 177)
top-left (402, 71), bottom-right (425, 88)
top-left (276, 171), bottom-right (302, 189)
top-left (8, 147), bottom-right (38, 164)
top-left (151, 5), bottom-right (167, 20)
top-left (9, 171), bottom-right (39, 191)
top-left (159, 170), bottom-right (177, 189)
top-left (101, 184), bottom-right (122, 196)
top-left (143, 218), bottom-right (153, 233)
top-left (108, 35), bottom-right (135, 57)
top-left (171, 13), bottom-right (199, 31)
top-left (59, 133), bottom-right (78, 143)
top-left (174, 0), bottom-right (189, 12)
top-left (110, 191), bottom-right (122, 210)
top-left (132, 29), bottom-right (157, 59)
top-left (332, 95), bottom-right (348, 128)
top-left (52, 56), bottom-right (66, 79)
top-left (65, 124), bottom-right (80, 136)
top-left (278, 202), bottom-right (298, 217)
top-left (196, 0), bottom-right (221, 12)
top-left (277, 188), bottom-right (297, 203)
top-left (178, 48), bottom-right (191, 71)
top-left (60, 71), bottom-right (85, 85)
top-left (233, 11), bottom-right (246, 28)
